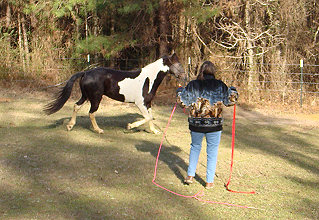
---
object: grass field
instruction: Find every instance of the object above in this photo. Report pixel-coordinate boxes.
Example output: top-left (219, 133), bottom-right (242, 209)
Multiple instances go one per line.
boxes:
top-left (0, 90), bottom-right (319, 219)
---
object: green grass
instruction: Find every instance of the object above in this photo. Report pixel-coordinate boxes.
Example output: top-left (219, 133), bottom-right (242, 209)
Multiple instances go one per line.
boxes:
top-left (0, 93), bottom-right (318, 219)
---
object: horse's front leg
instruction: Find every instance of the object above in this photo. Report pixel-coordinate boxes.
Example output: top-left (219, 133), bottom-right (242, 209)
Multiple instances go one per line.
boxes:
top-left (127, 104), bottom-right (160, 134)
top-left (147, 108), bottom-right (160, 134)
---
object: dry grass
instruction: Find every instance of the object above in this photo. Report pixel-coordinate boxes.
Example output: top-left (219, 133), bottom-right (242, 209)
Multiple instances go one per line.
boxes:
top-left (0, 89), bottom-right (319, 219)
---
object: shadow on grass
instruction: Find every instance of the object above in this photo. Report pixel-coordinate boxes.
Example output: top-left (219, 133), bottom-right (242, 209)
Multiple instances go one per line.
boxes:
top-left (46, 113), bottom-right (142, 131)
top-left (223, 122), bottom-right (319, 176)
top-left (222, 114), bottom-right (319, 218)
top-left (0, 125), bottom-right (210, 219)
top-left (46, 111), bottom-right (213, 187)
top-left (2, 146), bottom-right (114, 218)
top-left (286, 175), bottom-right (319, 191)
top-left (136, 141), bottom-right (206, 187)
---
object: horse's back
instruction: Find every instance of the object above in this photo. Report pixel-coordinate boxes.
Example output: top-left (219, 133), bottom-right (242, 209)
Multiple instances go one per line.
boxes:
top-left (82, 67), bottom-right (141, 82)
top-left (79, 67), bottom-right (142, 102)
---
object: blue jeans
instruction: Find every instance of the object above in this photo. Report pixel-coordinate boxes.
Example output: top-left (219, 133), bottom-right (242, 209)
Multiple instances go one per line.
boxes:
top-left (187, 131), bottom-right (222, 183)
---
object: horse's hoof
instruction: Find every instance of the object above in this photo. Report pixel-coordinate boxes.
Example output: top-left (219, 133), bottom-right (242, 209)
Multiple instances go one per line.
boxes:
top-left (66, 124), bottom-right (74, 131)
top-left (151, 129), bottom-right (161, 134)
top-left (127, 123), bottom-right (133, 130)
top-left (95, 129), bottom-right (104, 134)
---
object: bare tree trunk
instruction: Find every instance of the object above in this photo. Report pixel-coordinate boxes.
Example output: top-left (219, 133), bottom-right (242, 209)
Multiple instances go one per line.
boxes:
top-left (71, 6), bottom-right (80, 40)
top-left (158, 0), bottom-right (171, 85)
top-left (6, 3), bottom-right (11, 28)
top-left (244, 0), bottom-right (257, 101)
top-left (179, 13), bottom-right (186, 51)
top-left (246, 39), bottom-right (256, 99)
top-left (92, 9), bottom-right (99, 63)
top-left (29, 0), bottom-right (38, 28)
top-left (109, 13), bottom-right (116, 68)
top-left (85, 8), bottom-right (89, 63)
top-left (21, 14), bottom-right (30, 69)
top-left (178, 13), bottom-right (191, 79)
top-left (159, 0), bottom-right (169, 56)
top-left (18, 13), bottom-right (26, 73)
top-left (93, 7), bottom-right (99, 37)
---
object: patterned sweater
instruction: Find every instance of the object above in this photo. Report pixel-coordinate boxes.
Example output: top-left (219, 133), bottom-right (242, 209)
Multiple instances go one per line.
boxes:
top-left (177, 75), bottom-right (238, 133)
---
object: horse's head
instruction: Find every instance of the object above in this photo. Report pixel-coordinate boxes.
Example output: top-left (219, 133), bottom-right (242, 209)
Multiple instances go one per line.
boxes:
top-left (163, 53), bottom-right (186, 82)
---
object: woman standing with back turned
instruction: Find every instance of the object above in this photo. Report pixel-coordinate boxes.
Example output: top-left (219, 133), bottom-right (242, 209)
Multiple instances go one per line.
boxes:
top-left (177, 61), bottom-right (238, 189)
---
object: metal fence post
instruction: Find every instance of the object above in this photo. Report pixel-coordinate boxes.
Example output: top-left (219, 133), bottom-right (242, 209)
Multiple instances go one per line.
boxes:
top-left (188, 56), bottom-right (191, 81)
top-left (300, 59), bottom-right (303, 107)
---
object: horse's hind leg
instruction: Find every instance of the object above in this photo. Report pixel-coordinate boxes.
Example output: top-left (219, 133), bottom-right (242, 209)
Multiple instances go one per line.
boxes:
top-left (67, 96), bottom-right (86, 131)
top-left (88, 95), bottom-right (104, 134)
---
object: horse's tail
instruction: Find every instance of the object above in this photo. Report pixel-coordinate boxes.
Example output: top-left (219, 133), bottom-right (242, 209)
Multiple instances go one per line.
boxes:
top-left (44, 72), bottom-right (85, 115)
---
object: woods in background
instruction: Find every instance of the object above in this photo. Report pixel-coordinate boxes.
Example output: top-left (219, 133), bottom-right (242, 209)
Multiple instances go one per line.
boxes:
top-left (0, 0), bottom-right (318, 104)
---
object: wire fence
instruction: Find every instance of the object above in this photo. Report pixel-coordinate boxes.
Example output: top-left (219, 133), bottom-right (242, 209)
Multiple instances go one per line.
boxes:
top-left (1, 56), bottom-right (319, 106)
top-left (221, 59), bottom-right (319, 106)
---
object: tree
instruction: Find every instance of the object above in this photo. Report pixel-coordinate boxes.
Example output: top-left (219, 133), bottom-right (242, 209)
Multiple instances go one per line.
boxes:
top-left (1, 0), bottom-right (319, 103)
top-left (158, 0), bottom-right (170, 56)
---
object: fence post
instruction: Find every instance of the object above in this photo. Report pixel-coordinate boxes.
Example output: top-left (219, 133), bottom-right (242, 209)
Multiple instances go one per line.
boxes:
top-left (188, 56), bottom-right (191, 81)
top-left (300, 59), bottom-right (303, 107)
top-left (87, 54), bottom-right (90, 64)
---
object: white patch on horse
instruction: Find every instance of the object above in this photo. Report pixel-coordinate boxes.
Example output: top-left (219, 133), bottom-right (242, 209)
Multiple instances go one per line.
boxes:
top-left (118, 58), bottom-right (169, 103)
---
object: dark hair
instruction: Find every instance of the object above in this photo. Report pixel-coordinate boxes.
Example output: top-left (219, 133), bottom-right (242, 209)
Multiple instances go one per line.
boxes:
top-left (197, 61), bottom-right (216, 80)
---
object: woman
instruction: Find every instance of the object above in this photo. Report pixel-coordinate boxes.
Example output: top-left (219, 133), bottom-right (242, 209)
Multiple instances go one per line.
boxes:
top-left (177, 61), bottom-right (238, 189)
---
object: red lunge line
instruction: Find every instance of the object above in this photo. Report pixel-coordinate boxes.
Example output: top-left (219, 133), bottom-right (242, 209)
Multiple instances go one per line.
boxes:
top-left (225, 104), bottom-right (255, 194)
top-left (152, 103), bottom-right (256, 208)
top-left (152, 103), bottom-right (177, 183)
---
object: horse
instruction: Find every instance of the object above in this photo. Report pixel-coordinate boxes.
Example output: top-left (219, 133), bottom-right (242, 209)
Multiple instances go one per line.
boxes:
top-left (44, 53), bottom-right (186, 134)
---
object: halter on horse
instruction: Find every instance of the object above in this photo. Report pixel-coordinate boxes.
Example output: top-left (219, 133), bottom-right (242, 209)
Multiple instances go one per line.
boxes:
top-left (44, 53), bottom-right (186, 134)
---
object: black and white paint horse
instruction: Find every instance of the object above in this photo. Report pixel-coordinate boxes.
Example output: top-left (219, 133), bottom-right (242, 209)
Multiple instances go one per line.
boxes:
top-left (44, 53), bottom-right (185, 134)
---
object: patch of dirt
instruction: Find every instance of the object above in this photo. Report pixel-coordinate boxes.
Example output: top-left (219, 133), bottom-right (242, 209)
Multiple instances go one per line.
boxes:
top-left (0, 98), bottom-right (12, 103)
